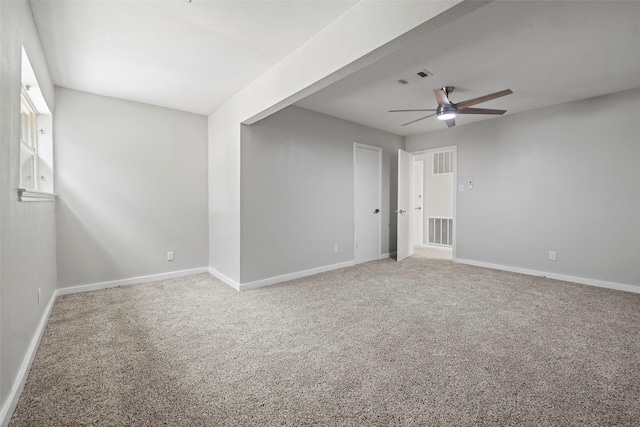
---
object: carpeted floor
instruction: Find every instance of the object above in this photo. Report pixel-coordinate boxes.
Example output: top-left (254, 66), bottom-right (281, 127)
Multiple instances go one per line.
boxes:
top-left (412, 246), bottom-right (452, 260)
top-left (9, 257), bottom-right (640, 426)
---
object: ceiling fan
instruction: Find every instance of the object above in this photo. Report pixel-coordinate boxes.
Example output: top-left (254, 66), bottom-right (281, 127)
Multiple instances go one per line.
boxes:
top-left (389, 86), bottom-right (513, 128)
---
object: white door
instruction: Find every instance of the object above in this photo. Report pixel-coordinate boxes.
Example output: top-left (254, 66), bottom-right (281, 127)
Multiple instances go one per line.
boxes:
top-left (397, 149), bottom-right (414, 262)
top-left (414, 159), bottom-right (424, 245)
top-left (354, 144), bottom-right (381, 264)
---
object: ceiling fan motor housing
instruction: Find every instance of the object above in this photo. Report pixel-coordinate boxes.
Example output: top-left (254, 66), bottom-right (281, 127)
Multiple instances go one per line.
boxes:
top-left (436, 105), bottom-right (457, 120)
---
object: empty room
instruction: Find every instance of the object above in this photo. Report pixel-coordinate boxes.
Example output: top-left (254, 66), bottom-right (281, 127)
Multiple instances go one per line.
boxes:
top-left (1, 0), bottom-right (639, 425)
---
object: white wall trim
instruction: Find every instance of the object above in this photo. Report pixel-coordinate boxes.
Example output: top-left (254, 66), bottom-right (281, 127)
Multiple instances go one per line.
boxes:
top-left (238, 260), bottom-right (356, 291)
top-left (208, 267), bottom-right (240, 291)
top-left (0, 293), bottom-right (56, 427)
top-left (17, 188), bottom-right (57, 202)
top-left (56, 267), bottom-right (209, 296)
top-left (455, 258), bottom-right (640, 295)
top-left (380, 252), bottom-right (396, 259)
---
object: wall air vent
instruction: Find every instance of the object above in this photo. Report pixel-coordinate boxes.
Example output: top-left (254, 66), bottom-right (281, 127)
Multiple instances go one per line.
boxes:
top-left (395, 69), bottom-right (433, 86)
top-left (429, 218), bottom-right (453, 246)
top-left (433, 151), bottom-right (453, 175)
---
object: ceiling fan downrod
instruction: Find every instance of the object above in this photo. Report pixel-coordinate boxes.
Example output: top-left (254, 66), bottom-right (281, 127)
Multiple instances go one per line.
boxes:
top-left (444, 86), bottom-right (455, 98)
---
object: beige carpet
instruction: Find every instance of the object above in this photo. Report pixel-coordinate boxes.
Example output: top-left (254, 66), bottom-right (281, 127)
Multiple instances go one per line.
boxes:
top-left (412, 245), bottom-right (452, 260)
top-left (10, 258), bottom-right (640, 426)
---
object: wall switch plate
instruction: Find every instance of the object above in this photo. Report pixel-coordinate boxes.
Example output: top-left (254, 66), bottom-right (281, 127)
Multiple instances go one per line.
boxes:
top-left (468, 181), bottom-right (473, 190)
top-left (548, 251), bottom-right (557, 261)
top-left (167, 251), bottom-right (174, 261)
top-left (459, 185), bottom-right (464, 192)
top-left (334, 244), bottom-right (339, 253)
top-left (37, 288), bottom-right (41, 305)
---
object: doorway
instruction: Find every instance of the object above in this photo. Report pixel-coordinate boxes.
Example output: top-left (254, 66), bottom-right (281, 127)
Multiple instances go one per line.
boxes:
top-left (397, 146), bottom-right (456, 261)
top-left (414, 147), bottom-right (456, 260)
top-left (354, 143), bottom-right (382, 264)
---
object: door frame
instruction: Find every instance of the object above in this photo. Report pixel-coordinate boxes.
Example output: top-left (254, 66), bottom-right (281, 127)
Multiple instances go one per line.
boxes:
top-left (396, 149), bottom-right (415, 262)
top-left (354, 142), bottom-right (382, 263)
top-left (409, 145), bottom-right (458, 260)
top-left (414, 159), bottom-right (424, 245)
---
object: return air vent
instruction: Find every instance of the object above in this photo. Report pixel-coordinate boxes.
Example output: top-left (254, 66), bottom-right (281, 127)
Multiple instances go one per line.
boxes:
top-left (395, 69), bottom-right (433, 86)
top-left (432, 151), bottom-right (453, 175)
top-left (428, 218), bottom-right (453, 246)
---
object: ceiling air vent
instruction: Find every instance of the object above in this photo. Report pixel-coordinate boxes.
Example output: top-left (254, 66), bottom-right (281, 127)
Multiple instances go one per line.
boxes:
top-left (395, 69), bottom-right (433, 86)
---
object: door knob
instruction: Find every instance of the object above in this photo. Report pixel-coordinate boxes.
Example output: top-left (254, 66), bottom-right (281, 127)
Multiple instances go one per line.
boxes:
top-left (374, 209), bottom-right (380, 214)
top-left (396, 209), bottom-right (406, 214)
top-left (415, 207), bottom-right (422, 210)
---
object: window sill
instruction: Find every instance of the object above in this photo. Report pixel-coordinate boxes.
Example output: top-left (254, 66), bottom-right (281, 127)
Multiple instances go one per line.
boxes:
top-left (18, 188), bottom-right (57, 202)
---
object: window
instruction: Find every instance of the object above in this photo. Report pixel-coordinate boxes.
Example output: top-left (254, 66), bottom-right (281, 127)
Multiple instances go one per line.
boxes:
top-left (20, 93), bottom-right (38, 190)
top-left (18, 47), bottom-right (55, 201)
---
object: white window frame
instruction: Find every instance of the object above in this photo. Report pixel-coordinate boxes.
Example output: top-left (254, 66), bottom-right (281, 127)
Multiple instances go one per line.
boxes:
top-left (20, 89), bottom-right (39, 190)
top-left (18, 47), bottom-right (56, 202)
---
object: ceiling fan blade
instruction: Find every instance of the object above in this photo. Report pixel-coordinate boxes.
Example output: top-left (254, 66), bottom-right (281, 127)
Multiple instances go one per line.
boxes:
top-left (434, 89), bottom-right (451, 106)
top-left (388, 109), bottom-right (437, 113)
top-left (456, 107), bottom-right (507, 115)
top-left (445, 118), bottom-right (456, 128)
top-left (401, 113), bottom-right (436, 126)
top-left (456, 89), bottom-right (513, 109)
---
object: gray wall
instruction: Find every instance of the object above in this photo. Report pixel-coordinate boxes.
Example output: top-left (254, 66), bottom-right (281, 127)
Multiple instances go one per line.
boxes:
top-left (208, 110), bottom-right (241, 283)
top-left (55, 88), bottom-right (209, 289)
top-left (0, 0), bottom-right (57, 414)
top-left (241, 106), bottom-right (404, 283)
top-left (206, 1), bottom-right (478, 286)
top-left (406, 89), bottom-right (640, 288)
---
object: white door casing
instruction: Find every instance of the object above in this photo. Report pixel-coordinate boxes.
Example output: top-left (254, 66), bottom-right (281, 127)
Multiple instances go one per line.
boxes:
top-left (397, 149), bottom-right (414, 262)
top-left (354, 143), bottom-right (381, 264)
top-left (414, 159), bottom-right (424, 245)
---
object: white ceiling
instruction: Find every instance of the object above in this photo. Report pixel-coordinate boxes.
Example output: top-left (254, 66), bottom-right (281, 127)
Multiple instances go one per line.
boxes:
top-left (29, 0), bottom-right (357, 116)
top-left (29, 1), bottom-right (640, 129)
top-left (295, 1), bottom-right (640, 136)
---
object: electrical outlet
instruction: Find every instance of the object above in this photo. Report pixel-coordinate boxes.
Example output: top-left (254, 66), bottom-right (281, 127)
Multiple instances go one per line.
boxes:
top-left (333, 244), bottom-right (339, 253)
top-left (548, 251), bottom-right (557, 261)
top-left (167, 251), bottom-right (174, 261)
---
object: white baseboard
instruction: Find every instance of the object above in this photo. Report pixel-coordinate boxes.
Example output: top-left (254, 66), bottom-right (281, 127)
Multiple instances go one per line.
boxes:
top-left (56, 267), bottom-right (209, 296)
top-left (207, 267), bottom-right (240, 291)
top-left (238, 260), bottom-right (356, 291)
top-left (380, 252), bottom-right (396, 259)
top-left (455, 258), bottom-right (640, 294)
top-left (0, 293), bottom-right (56, 427)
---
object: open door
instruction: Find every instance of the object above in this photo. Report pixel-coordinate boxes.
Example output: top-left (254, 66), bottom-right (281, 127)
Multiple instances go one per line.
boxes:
top-left (397, 149), bottom-right (415, 262)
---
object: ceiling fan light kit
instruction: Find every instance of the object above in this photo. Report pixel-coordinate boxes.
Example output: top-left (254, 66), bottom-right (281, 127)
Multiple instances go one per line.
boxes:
top-left (391, 86), bottom-right (513, 128)
top-left (436, 106), bottom-right (457, 121)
